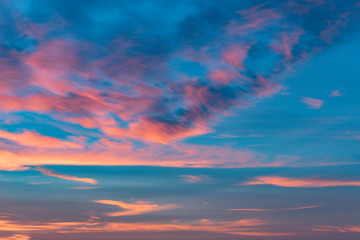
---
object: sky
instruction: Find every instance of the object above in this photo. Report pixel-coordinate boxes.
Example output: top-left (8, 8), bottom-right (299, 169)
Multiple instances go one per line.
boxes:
top-left (0, 0), bottom-right (360, 239)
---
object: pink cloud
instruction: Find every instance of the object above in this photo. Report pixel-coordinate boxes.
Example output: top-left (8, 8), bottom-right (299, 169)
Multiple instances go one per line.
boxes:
top-left (252, 76), bottom-right (284, 98)
top-left (0, 130), bottom-right (82, 149)
top-left (212, 134), bottom-right (264, 138)
top-left (271, 29), bottom-right (305, 60)
top-left (301, 97), bottom-right (324, 109)
top-left (0, 142), bottom-right (264, 171)
top-left (36, 167), bottom-right (98, 185)
top-left (329, 90), bottom-right (343, 97)
top-left (320, 12), bottom-right (351, 44)
top-left (222, 45), bottom-right (251, 69)
top-left (0, 57), bottom-right (30, 94)
top-left (228, 6), bottom-right (281, 36)
top-left (208, 69), bottom-right (241, 84)
top-left (0, 0), bottom-right (357, 166)
top-left (333, 131), bottom-right (360, 141)
top-left (25, 40), bottom-right (80, 95)
top-left (242, 176), bottom-right (360, 187)
top-left (0, 92), bottom-right (105, 115)
top-left (179, 175), bottom-right (211, 183)
top-left (313, 225), bottom-right (360, 233)
top-left (102, 117), bottom-right (210, 144)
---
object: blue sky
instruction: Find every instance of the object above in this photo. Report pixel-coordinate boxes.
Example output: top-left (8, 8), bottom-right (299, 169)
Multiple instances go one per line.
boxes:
top-left (1, 0), bottom-right (360, 239)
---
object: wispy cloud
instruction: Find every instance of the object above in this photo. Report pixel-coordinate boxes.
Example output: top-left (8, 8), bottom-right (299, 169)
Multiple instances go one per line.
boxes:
top-left (301, 97), bottom-right (324, 109)
top-left (241, 176), bottom-right (360, 187)
top-left (28, 182), bottom-right (52, 185)
top-left (0, 218), bottom-right (295, 237)
top-left (0, 234), bottom-right (31, 240)
top-left (94, 200), bottom-right (178, 216)
top-left (71, 186), bottom-right (100, 190)
top-left (0, 130), bottom-right (82, 149)
top-left (0, 143), bottom-right (265, 171)
top-left (212, 134), bottom-right (264, 139)
top-left (313, 225), bottom-right (360, 233)
top-left (228, 205), bottom-right (320, 212)
top-left (179, 175), bottom-right (211, 183)
top-left (329, 90), bottom-right (343, 97)
top-left (36, 167), bottom-right (98, 185)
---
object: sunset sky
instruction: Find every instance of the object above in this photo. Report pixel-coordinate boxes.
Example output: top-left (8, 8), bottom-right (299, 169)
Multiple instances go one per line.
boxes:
top-left (1, 0), bottom-right (360, 239)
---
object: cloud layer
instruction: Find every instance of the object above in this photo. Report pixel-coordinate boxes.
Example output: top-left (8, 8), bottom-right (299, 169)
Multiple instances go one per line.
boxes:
top-left (0, 0), bottom-right (359, 170)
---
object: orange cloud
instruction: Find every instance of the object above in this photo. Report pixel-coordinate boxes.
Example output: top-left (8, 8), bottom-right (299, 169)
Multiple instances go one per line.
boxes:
top-left (85, 219), bottom-right (294, 236)
top-left (36, 167), bottom-right (98, 185)
top-left (94, 200), bottom-right (178, 216)
top-left (242, 176), bottom-right (360, 187)
top-left (0, 217), bottom-right (295, 237)
top-left (0, 234), bottom-right (31, 240)
top-left (0, 219), bottom-right (96, 232)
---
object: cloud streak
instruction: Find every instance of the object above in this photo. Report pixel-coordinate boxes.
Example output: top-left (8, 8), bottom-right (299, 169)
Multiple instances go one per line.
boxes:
top-left (314, 225), bottom-right (360, 233)
top-left (0, 142), bottom-right (268, 171)
top-left (242, 176), bottom-right (360, 187)
top-left (0, 130), bottom-right (82, 149)
top-left (94, 200), bottom-right (178, 216)
top-left (36, 167), bottom-right (98, 185)
top-left (228, 205), bottom-right (320, 212)
top-left (0, 218), bottom-right (295, 237)
top-left (179, 175), bottom-right (211, 183)
top-left (301, 97), bottom-right (324, 109)
top-left (0, 235), bottom-right (31, 240)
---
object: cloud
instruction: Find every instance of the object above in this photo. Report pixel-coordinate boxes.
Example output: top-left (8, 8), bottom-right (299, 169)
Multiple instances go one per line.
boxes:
top-left (228, 205), bottom-right (319, 212)
top-left (0, 235), bottom-right (31, 240)
top-left (313, 225), bottom-right (360, 233)
top-left (241, 176), bottom-right (360, 187)
top-left (86, 219), bottom-right (294, 236)
top-left (0, 219), bottom-right (95, 232)
top-left (24, 40), bottom-right (80, 95)
top-left (28, 182), bottom-right (52, 185)
top-left (0, 218), bottom-right (294, 237)
top-left (333, 131), bottom-right (360, 141)
top-left (329, 90), bottom-right (343, 97)
top-left (0, 130), bottom-right (82, 149)
top-left (212, 134), bottom-right (264, 138)
top-left (71, 186), bottom-right (100, 190)
top-left (179, 175), bottom-right (211, 183)
top-left (0, 0), bottom-right (359, 147)
top-left (36, 167), bottom-right (98, 185)
top-left (301, 97), bottom-right (324, 109)
top-left (103, 117), bottom-right (211, 144)
top-left (94, 200), bottom-right (178, 216)
top-left (0, 142), bottom-right (267, 171)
